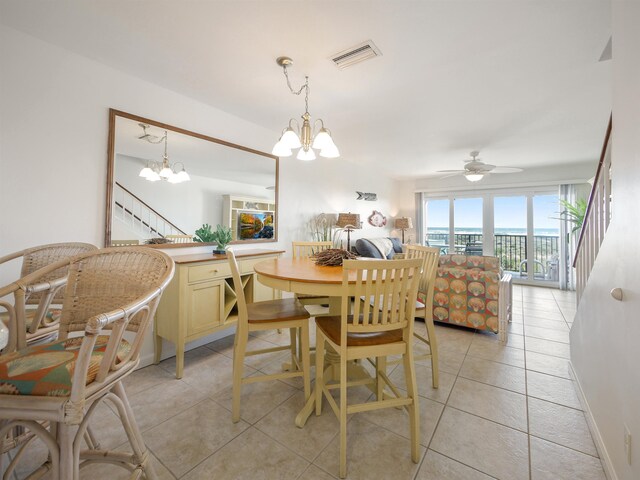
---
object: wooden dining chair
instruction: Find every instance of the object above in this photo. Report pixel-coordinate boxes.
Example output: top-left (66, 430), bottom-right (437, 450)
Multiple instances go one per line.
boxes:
top-left (110, 239), bottom-right (140, 246)
top-left (165, 234), bottom-right (193, 244)
top-left (314, 257), bottom-right (423, 478)
top-left (291, 241), bottom-right (333, 309)
top-left (0, 242), bottom-right (98, 352)
top-left (0, 247), bottom-right (174, 480)
top-left (227, 248), bottom-right (311, 423)
top-left (405, 245), bottom-right (441, 388)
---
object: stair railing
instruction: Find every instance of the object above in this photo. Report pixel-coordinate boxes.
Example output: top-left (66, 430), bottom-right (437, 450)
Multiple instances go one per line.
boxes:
top-left (113, 182), bottom-right (187, 239)
top-left (574, 117), bottom-right (612, 301)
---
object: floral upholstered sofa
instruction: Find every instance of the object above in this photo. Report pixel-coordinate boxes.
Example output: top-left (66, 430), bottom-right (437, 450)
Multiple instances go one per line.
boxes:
top-left (432, 254), bottom-right (512, 342)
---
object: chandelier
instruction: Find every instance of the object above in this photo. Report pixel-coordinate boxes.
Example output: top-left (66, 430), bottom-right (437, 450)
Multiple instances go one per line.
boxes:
top-left (138, 127), bottom-right (190, 183)
top-left (272, 56), bottom-right (339, 161)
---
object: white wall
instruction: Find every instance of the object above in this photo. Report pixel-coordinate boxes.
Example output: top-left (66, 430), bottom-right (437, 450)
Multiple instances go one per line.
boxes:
top-left (570, 2), bottom-right (640, 479)
top-left (0, 25), bottom-right (400, 365)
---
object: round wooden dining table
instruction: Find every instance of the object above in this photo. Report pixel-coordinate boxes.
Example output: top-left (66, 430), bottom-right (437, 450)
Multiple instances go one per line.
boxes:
top-left (253, 257), bottom-right (366, 427)
top-left (254, 257), bottom-right (356, 313)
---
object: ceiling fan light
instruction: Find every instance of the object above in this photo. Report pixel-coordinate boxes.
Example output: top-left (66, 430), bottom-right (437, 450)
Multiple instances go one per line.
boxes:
top-left (319, 142), bottom-right (340, 158)
top-left (465, 172), bottom-right (484, 182)
top-left (311, 128), bottom-right (332, 150)
top-left (280, 127), bottom-right (302, 149)
top-left (296, 148), bottom-right (316, 161)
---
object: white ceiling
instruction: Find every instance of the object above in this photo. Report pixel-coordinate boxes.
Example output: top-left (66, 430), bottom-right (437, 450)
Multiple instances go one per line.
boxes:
top-left (0, 1), bottom-right (612, 180)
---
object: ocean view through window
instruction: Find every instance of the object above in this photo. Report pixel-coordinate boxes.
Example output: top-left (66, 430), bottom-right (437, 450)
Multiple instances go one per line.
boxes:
top-left (424, 192), bottom-right (560, 285)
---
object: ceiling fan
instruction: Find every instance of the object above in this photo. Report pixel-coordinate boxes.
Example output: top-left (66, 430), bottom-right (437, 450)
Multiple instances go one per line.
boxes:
top-left (437, 151), bottom-right (523, 182)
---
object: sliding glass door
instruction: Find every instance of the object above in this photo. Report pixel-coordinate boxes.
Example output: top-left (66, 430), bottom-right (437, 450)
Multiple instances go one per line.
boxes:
top-left (425, 198), bottom-right (450, 252)
top-left (423, 188), bottom-right (561, 286)
top-left (454, 197), bottom-right (483, 254)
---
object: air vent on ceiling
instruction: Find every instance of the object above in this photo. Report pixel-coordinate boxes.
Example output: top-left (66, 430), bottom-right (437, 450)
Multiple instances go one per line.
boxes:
top-left (330, 40), bottom-right (382, 69)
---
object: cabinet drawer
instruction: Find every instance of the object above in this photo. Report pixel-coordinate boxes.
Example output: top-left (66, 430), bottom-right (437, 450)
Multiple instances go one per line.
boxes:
top-left (240, 256), bottom-right (276, 274)
top-left (188, 262), bottom-right (231, 283)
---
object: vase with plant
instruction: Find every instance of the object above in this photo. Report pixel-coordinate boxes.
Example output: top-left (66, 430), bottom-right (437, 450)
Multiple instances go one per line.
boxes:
top-left (194, 223), bottom-right (233, 254)
top-left (309, 213), bottom-right (336, 244)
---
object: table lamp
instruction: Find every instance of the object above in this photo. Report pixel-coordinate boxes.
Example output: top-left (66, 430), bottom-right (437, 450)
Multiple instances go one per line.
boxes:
top-left (336, 212), bottom-right (361, 251)
top-left (394, 217), bottom-right (413, 243)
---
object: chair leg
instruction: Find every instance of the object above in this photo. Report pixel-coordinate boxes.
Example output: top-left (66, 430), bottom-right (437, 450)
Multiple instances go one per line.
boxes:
top-left (289, 327), bottom-right (298, 370)
top-left (232, 330), bottom-right (248, 423)
top-left (403, 348), bottom-right (420, 463)
top-left (424, 318), bottom-right (439, 389)
top-left (300, 323), bottom-right (311, 400)
top-left (339, 356), bottom-right (348, 479)
top-left (112, 382), bottom-right (158, 480)
top-left (376, 356), bottom-right (387, 400)
top-left (315, 332), bottom-right (325, 416)
top-left (57, 423), bottom-right (75, 480)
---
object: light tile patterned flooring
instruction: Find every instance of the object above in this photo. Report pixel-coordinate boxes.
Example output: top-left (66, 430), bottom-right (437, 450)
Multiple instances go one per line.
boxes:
top-left (14, 286), bottom-right (607, 479)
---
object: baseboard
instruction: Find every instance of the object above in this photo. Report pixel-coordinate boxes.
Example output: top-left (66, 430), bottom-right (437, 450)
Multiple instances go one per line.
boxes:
top-left (569, 361), bottom-right (618, 480)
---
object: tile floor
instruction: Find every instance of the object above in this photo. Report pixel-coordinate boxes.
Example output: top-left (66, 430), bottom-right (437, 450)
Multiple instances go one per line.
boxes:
top-left (11, 286), bottom-right (608, 479)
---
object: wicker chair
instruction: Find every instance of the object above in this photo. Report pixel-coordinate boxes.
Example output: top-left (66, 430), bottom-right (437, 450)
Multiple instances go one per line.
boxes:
top-left (0, 247), bottom-right (174, 479)
top-left (227, 248), bottom-right (311, 423)
top-left (314, 258), bottom-right (423, 478)
top-left (0, 242), bottom-right (98, 352)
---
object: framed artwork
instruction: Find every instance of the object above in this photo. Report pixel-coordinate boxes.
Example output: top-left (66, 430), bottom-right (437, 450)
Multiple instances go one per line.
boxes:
top-left (237, 211), bottom-right (275, 240)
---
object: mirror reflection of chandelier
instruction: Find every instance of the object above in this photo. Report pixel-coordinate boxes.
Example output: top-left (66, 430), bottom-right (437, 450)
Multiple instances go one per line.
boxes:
top-left (272, 56), bottom-right (340, 161)
top-left (138, 128), bottom-right (190, 183)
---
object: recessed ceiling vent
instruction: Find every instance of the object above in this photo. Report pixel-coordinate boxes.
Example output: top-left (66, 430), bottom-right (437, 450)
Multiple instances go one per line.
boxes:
top-left (330, 40), bottom-right (382, 69)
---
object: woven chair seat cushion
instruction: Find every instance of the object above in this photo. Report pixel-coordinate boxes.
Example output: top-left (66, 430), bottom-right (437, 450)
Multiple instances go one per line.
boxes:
top-left (0, 336), bottom-right (131, 397)
top-left (247, 298), bottom-right (310, 323)
top-left (316, 316), bottom-right (403, 347)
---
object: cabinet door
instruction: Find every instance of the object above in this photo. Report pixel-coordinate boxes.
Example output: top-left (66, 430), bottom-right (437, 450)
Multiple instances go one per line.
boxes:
top-left (251, 273), bottom-right (281, 302)
top-left (186, 280), bottom-right (224, 336)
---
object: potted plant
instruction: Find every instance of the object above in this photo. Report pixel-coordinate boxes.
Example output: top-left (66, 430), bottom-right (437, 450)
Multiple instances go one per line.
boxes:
top-left (194, 224), bottom-right (233, 254)
top-left (558, 198), bottom-right (587, 236)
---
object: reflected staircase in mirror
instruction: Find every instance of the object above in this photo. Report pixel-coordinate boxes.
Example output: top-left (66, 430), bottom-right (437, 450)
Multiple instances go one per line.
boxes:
top-left (113, 182), bottom-right (187, 241)
top-left (574, 117), bottom-right (612, 303)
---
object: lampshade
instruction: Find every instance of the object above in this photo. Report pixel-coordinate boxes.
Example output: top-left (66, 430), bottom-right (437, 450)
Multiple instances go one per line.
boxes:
top-left (272, 141), bottom-right (292, 157)
top-left (319, 142), bottom-right (340, 159)
top-left (311, 128), bottom-right (332, 150)
top-left (296, 148), bottom-right (316, 161)
top-left (336, 212), bottom-right (361, 229)
top-left (139, 166), bottom-right (153, 178)
top-left (147, 171), bottom-right (161, 182)
top-left (394, 217), bottom-right (413, 230)
top-left (159, 166), bottom-right (173, 178)
top-left (281, 128), bottom-right (302, 149)
top-left (176, 169), bottom-right (190, 182)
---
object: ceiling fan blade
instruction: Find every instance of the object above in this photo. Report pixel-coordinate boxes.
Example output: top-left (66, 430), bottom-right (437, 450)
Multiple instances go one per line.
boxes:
top-left (436, 169), bottom-right (466, 173)
top-left (439, 172), bottom-right (463, 179)
top-left (491, 167), bottom-right (524, 173)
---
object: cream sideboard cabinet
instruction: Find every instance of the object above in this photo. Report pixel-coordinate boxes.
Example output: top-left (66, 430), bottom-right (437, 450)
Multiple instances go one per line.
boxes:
top-left (154, 249), bottom-right (283, 378)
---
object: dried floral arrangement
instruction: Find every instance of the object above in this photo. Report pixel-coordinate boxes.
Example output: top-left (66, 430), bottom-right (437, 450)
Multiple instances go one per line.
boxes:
top-left (312, 248), bottom-right (357, 266)
top-left (146, 237), bottom-right (171, 244)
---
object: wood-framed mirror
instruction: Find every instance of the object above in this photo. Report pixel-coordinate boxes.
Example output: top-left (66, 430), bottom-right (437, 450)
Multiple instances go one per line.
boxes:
top-left (105, 109), bottom-right (278, 248)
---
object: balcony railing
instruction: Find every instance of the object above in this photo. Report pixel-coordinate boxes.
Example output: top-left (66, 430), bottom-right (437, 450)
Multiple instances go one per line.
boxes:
top-left (426, 233), bottom-right (559, 274)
